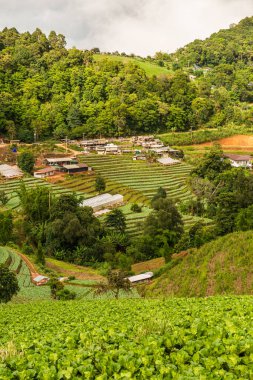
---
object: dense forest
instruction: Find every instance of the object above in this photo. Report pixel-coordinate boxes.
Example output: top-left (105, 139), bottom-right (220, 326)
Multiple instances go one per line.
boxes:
top-left (0, 17), bottom-right (253, 141)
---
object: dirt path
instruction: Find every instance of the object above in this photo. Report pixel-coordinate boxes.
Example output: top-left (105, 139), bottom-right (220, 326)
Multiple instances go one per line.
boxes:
top-left (55, 144), bottom-right (84, 156)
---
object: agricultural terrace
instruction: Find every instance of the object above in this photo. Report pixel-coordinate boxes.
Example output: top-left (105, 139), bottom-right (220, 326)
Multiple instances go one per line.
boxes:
top-left (0, 247), bottom-right (31, 288)
top-left (0, 246), bottom-right (138, 302)
top-left (0, 177), bottom-right (86, 210)
top-left (1, 297), bottom-right (253, 378)
top-left (59, 155), bottom-right (212, 236)
top-left (63, 155), bottom-right (192, 204)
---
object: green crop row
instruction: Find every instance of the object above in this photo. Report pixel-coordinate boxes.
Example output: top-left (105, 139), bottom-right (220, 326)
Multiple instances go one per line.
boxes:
top-left (1, 297), bottom-right (253, 379)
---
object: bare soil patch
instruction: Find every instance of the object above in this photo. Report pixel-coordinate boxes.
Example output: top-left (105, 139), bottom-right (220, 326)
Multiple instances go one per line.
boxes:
top-left (132, 257), bottom-right (165, 274)
top-left (195, 135), bottom-right (253, 150)
top-left (46, 261), bottom-right (104, 281)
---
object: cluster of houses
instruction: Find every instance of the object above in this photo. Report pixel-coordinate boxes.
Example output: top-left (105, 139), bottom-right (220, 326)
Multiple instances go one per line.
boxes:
top-left (34, 157), bottom-right (92, 178)
top-left (132, 135), bottom-right (183, 165)
top-left (79, 139), bottom-right (122, 155)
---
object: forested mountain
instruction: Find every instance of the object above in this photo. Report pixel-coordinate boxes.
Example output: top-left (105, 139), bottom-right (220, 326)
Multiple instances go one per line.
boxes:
top-left (171, 17), bottom-right (253, 67)
top-left (0, 18), bottom-right (253, 141)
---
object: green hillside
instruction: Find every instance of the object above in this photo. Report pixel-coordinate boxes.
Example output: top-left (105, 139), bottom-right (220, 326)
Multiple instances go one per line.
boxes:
top-left (171, 16), bottom-right (253, 66)
top-left (94, 54), bottom-right (172, 76)
top-left (149, 231), bottom-right (253, 298)
top-left (1, 19), bottom-right (253, 141)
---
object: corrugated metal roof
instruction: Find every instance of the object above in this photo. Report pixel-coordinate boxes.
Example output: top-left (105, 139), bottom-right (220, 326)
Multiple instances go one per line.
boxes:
top-left (128, 272), bottom-right (153, 283)
top-left (34, 167), bottom-right (55, 174)
top-left (46, 157), bottom-right (76, 163)
top-left (63, 164), bottom-right (88, 170)
top-left (225, 154), bottom-right (252, 161)
top-left (33, 275), bottom-right (49, 282)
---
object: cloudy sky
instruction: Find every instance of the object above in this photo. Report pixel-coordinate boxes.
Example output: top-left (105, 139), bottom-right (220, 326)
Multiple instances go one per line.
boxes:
top-left (0, 0), bottom-right (253, 56)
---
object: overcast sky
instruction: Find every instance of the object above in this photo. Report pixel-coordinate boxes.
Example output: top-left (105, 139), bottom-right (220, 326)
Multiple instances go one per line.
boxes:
top-left (0, 0), bottom-right (252, 56)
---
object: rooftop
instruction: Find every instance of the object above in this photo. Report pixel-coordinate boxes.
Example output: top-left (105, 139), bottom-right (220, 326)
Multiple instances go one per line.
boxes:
top-left (34, 167), bottom-right (55, 174)
top-left (225, 154), bottom-right (252, 161)
top-left (128, 272), bottom-right (154, 283)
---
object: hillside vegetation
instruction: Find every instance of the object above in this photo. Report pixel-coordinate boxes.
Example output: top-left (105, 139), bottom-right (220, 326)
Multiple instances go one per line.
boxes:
top-left (149, 231), bottom-right (253, 297)
top-left (94, 54), bottom-right (172, 77)
top-left (1, 17), bottom-right (253, 141)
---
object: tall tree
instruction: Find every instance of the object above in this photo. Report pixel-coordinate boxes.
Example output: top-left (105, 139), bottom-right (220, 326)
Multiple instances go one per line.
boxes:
top-left (0, 264), bottom-right (20, 303)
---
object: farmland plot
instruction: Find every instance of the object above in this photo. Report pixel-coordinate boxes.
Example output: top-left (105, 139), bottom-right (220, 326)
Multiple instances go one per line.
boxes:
top-left (1, 297), bottom-right (253, 379)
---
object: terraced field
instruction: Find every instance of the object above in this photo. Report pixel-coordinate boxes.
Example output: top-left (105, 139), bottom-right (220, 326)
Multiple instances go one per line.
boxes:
top-left (65, 155), bottom-right (193, 204)
top-left (0, 177), bottom-right (86, 210)
top-left (58, 155), bottom-right (213, 237)
top-left (0, 247), bottom-right (31, 288)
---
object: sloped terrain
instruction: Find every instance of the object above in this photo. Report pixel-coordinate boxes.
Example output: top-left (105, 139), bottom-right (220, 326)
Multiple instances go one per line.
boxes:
top-left (149, 231), bottom-right (253, 297)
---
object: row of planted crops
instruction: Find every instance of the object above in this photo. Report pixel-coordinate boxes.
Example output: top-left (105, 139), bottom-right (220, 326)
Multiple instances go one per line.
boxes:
top-left (0, 155), bottom-right (212, 237)
top-left (0, 247), bottom-right (31, 288)
top-left (1, 296), bottom-right (253, 379)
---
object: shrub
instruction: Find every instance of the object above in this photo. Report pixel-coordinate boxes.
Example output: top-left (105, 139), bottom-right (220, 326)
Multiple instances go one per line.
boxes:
top-left (131, 204), bottom-right (142, 213)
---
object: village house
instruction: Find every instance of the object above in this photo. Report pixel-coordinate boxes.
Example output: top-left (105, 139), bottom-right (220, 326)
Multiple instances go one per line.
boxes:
top-left (225, 154), bottom-right (252, 168)
top-left (44, 157), bottom-right (78, 166)
top-left (34, 167), bottom-right (56, 179)
top-left (32, 275), bottom-right (49, 286)
top-left (61, 163), bottom-right (90, 175)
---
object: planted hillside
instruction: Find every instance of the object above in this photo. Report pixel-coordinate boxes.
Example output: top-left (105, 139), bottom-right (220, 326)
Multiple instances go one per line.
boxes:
top-left (149, 231), bottom-right (253, 298)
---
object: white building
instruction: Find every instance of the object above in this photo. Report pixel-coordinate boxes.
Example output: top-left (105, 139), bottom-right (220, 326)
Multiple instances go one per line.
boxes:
top-left (128, 272), bottom-right (154, 284)
top-left (225, 154), bottom-right (252, 168)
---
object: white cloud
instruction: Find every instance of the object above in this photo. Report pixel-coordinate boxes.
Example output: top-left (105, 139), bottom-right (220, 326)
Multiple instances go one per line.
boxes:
top-left (0, 0), bottom-right (252, 56)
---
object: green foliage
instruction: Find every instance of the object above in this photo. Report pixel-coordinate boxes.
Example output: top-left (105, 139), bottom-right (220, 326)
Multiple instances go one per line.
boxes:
top-left (150, 230), bottom-right (253, 297)
top-left (0, 191), bottom-right (8, 206)
top-left (0, 212), bottom-right (13, 245)
top-left (95, 175), bottom-right (106, 193)
top-left (35, 242), bottom-right (45, 265)
top-left (130, 203), bottom-right (142, 213)
top-left (48, 277), bottom-right (64, 299)
top-left (1, 21), bottom-right (253, 140)
top-left (105, 209), bottom-right (126, 234)
top-left (2, 297), bottom-right (253, 377)
top-left (0, 264), bottom-right (19, 303)
top-left (96, 270), bottom-right (131, 299)
top-left (151, 187), bottom-right (167, 205)
top-left (191, 144), bottom-right (231, 180)
top-left (17, 152), bottom-right (35, 174)
top-left (46, 194), bottom-right (103, 260)
top-left (56, 288), bottom-right (76, 300)
top-left (236, 205), bottom-right (253, 231)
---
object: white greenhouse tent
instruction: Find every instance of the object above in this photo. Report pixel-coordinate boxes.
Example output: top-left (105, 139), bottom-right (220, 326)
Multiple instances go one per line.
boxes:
top-left (0, 164), bottom-right (23, 179)
top-left (81, 193), bottom-right (124, 211)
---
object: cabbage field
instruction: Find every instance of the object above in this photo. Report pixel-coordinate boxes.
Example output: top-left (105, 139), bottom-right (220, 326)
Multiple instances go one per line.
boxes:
top-left (1, 297), bottom-right (253, 379)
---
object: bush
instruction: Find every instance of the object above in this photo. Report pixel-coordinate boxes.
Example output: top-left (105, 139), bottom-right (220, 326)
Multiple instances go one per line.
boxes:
top-left (56, 289), bottom-right (76, 300)
top-left (131, 204), bottom-right (142, 213)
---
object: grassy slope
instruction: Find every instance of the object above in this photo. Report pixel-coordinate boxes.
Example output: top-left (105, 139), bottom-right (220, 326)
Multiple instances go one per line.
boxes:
top-left (149, 231), bottom-right (253, 298)
top-left (94, 54), bottom-right (172, 77)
